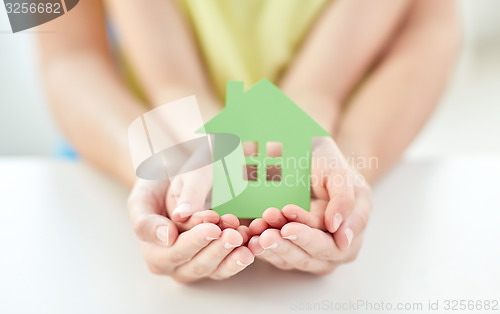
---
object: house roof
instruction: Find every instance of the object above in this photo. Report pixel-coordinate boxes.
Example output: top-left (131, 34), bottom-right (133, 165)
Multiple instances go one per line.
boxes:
top-left (201, 79), bottom-right (330, 141)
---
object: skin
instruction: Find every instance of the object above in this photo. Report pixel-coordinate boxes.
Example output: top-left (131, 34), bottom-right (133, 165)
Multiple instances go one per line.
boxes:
top-left (38, 0), bottom-right (461, 282)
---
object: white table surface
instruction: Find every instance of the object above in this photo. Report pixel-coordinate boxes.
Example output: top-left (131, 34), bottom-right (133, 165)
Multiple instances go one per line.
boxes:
top-left (0, 157), bottom-right (499, 314)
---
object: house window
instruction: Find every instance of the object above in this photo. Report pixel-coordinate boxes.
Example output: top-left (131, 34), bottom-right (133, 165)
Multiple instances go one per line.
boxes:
top-left (266, 166), bottom-right (282, 181)
top-left (243, 141), bottom-right (283, 182)
top-left (244, 164), bottom-right (258, 181)
top-left (243, 141), bottom-right (258, 156)
top-left (266, 142), bottom-right (282, 157)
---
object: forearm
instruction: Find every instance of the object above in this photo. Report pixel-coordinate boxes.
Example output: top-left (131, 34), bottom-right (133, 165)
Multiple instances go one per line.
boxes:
top-left (280, 0), bottom-right (412, 135)
top-left (106, 0), bottom-right (223, 144)
top-left (335, 1), bottom-right (461, 184)
top-left (42, 52), bottom-right (146, 187)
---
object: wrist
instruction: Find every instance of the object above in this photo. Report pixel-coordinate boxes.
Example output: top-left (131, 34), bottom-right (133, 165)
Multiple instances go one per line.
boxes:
top-left (335, 136), bottom-right (379, 185)
top-left (279, 88), bottom-right (341, 136)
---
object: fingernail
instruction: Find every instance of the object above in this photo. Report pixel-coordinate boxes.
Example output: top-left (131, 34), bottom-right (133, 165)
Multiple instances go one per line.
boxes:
top-left (263, 243), bottom-right (278, 250)
top-left (156, 226), bottom-right (169, 245)
top-left (206, 236), bottom-right (219, 241)
top-left (254, 249), bottom-right (265, 256)
top-left (283, 235), bottom-right (297, 241)
top-left (222, 220), bottom-right (238, 229)
top-left (287, 214), bottom-right (298, 220)
top-left (173, 203), bottom-right (193, 218)
top-left (224, 242), bottom-right (238, 249)
top-left (236, 260), bottom-right (251, 267)
top-left (333, 213), bottom-right (343, 232)
top-left (345, 228), bottom-right (354, 248)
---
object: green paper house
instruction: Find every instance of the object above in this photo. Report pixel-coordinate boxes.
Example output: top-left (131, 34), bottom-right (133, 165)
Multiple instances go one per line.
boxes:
top-left (203, 79), bottom-right (330, 218)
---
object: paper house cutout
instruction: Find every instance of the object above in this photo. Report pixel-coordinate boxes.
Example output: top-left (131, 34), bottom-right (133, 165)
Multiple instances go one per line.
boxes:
top-left (203, 79), bottom-right (330, 218)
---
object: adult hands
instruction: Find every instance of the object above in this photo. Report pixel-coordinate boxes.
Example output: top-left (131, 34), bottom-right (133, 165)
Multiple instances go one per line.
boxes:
top-left (128, 179), bottom-right (253, 283)
top-left (247, 138), bottom-right (372, 273)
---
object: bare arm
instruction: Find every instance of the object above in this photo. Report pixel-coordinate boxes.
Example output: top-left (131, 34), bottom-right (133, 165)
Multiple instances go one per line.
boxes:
top-left (38, 0), bottom-right (145, 186)
top-left (104, 0), bottom-right (221, 127)
top-left (336, 0), bottom-right (461, 183)
top-left (281, 0), bottom-right (413, 133)
top-left (38, 0), bottom-right (220, 187)
top-left (281, 0), bottom-right (461, 183)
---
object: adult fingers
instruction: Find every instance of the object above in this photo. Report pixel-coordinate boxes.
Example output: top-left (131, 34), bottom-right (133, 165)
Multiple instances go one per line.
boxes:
top-left (248, 234), bottom-right (293, 271)
top-left (162, 223), bottom-right (222, 267)
top-left (174, 228), bottom-right (243, 280)
top-left (280, 222), bottom-right (345, 262)
top-left (333, 188), bottom-right (372, 250)
top-left (324, 169), bottom-right (356, 233)
top-left (128, 180), bottom-right (178, 246)
top-left (258, 229), bottom-right (332, 273)
top-left (132, 213), bottom-right (179, 247)
top-left (209, 246), bottom-right (255, 280)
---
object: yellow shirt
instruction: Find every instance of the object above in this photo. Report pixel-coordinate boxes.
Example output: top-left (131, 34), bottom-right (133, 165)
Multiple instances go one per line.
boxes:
top-left (176, 0), bottom-right (328, 100)
top-left (122, 0), bottom-right (328, 102)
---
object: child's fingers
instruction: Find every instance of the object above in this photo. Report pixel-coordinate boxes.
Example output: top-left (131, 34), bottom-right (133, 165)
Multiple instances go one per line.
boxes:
top-left (280, 222), bottom-right (344, 262)
top-left (333, 190), bottom-right (371, 250)
top-left (253, 229), bottom-right (293, 271)
top-left (218, 214), bottom-right (240, 230)
top-left (281, 203), bottom-right (325, 230)
top-left (248, 218), bottom-right (269, 235)
top-left (209, 247), bottom-right (255, 280)
top-left (262, 207), bottom-right (287, 229)
top-left (258, 228), bottom-right (332, 272)
top-left (236, 225), bottom-right (251, 244)
top-left (175, 210), bottom-right (220, 233)
top-left (174, 228), bottom-right (242, 280)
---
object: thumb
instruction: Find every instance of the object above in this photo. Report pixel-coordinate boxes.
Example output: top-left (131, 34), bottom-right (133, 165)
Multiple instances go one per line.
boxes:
top-left (171, 164), bottom-right (213, 222)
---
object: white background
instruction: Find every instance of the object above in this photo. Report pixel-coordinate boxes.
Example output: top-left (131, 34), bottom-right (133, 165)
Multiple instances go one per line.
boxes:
top-left (0, 0), bottom-right (499, 157)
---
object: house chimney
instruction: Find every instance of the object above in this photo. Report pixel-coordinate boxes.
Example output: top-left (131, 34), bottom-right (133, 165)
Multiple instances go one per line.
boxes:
top-left (225, 81), bottom-right (244, 107)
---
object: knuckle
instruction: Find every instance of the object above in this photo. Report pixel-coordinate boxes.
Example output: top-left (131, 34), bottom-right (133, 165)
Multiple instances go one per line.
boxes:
top-left (274, 261), bottom-right (293, 271)
top-left (147, 263), bottom-right (165, 275)
top-left (338, 194), bottom-right (355, 214)
top-left (297, 259), bottom-right (311, 270)
top-left (169, 251), bottom-right (191, 265)
top-left (190, 263), bottom-right (211, 277)
top-left (132, 216), bottom-right (148, 240)
top-left (297, 234), bottom-right (315, 250)
top-left (344, 251), bottom-right (359, 263)
top-left (172, 275), bottom-right (194, 284)
top-left (210, 273), bottom-right (229, 281)
top-left (316, 248), bottom-right (335, 261)
top-left (181, 184), bottom-right (201, 198)
top-left (315, 263), bottom-right (337, 275)
top-left (352, 213), bottom-right (368, 232)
